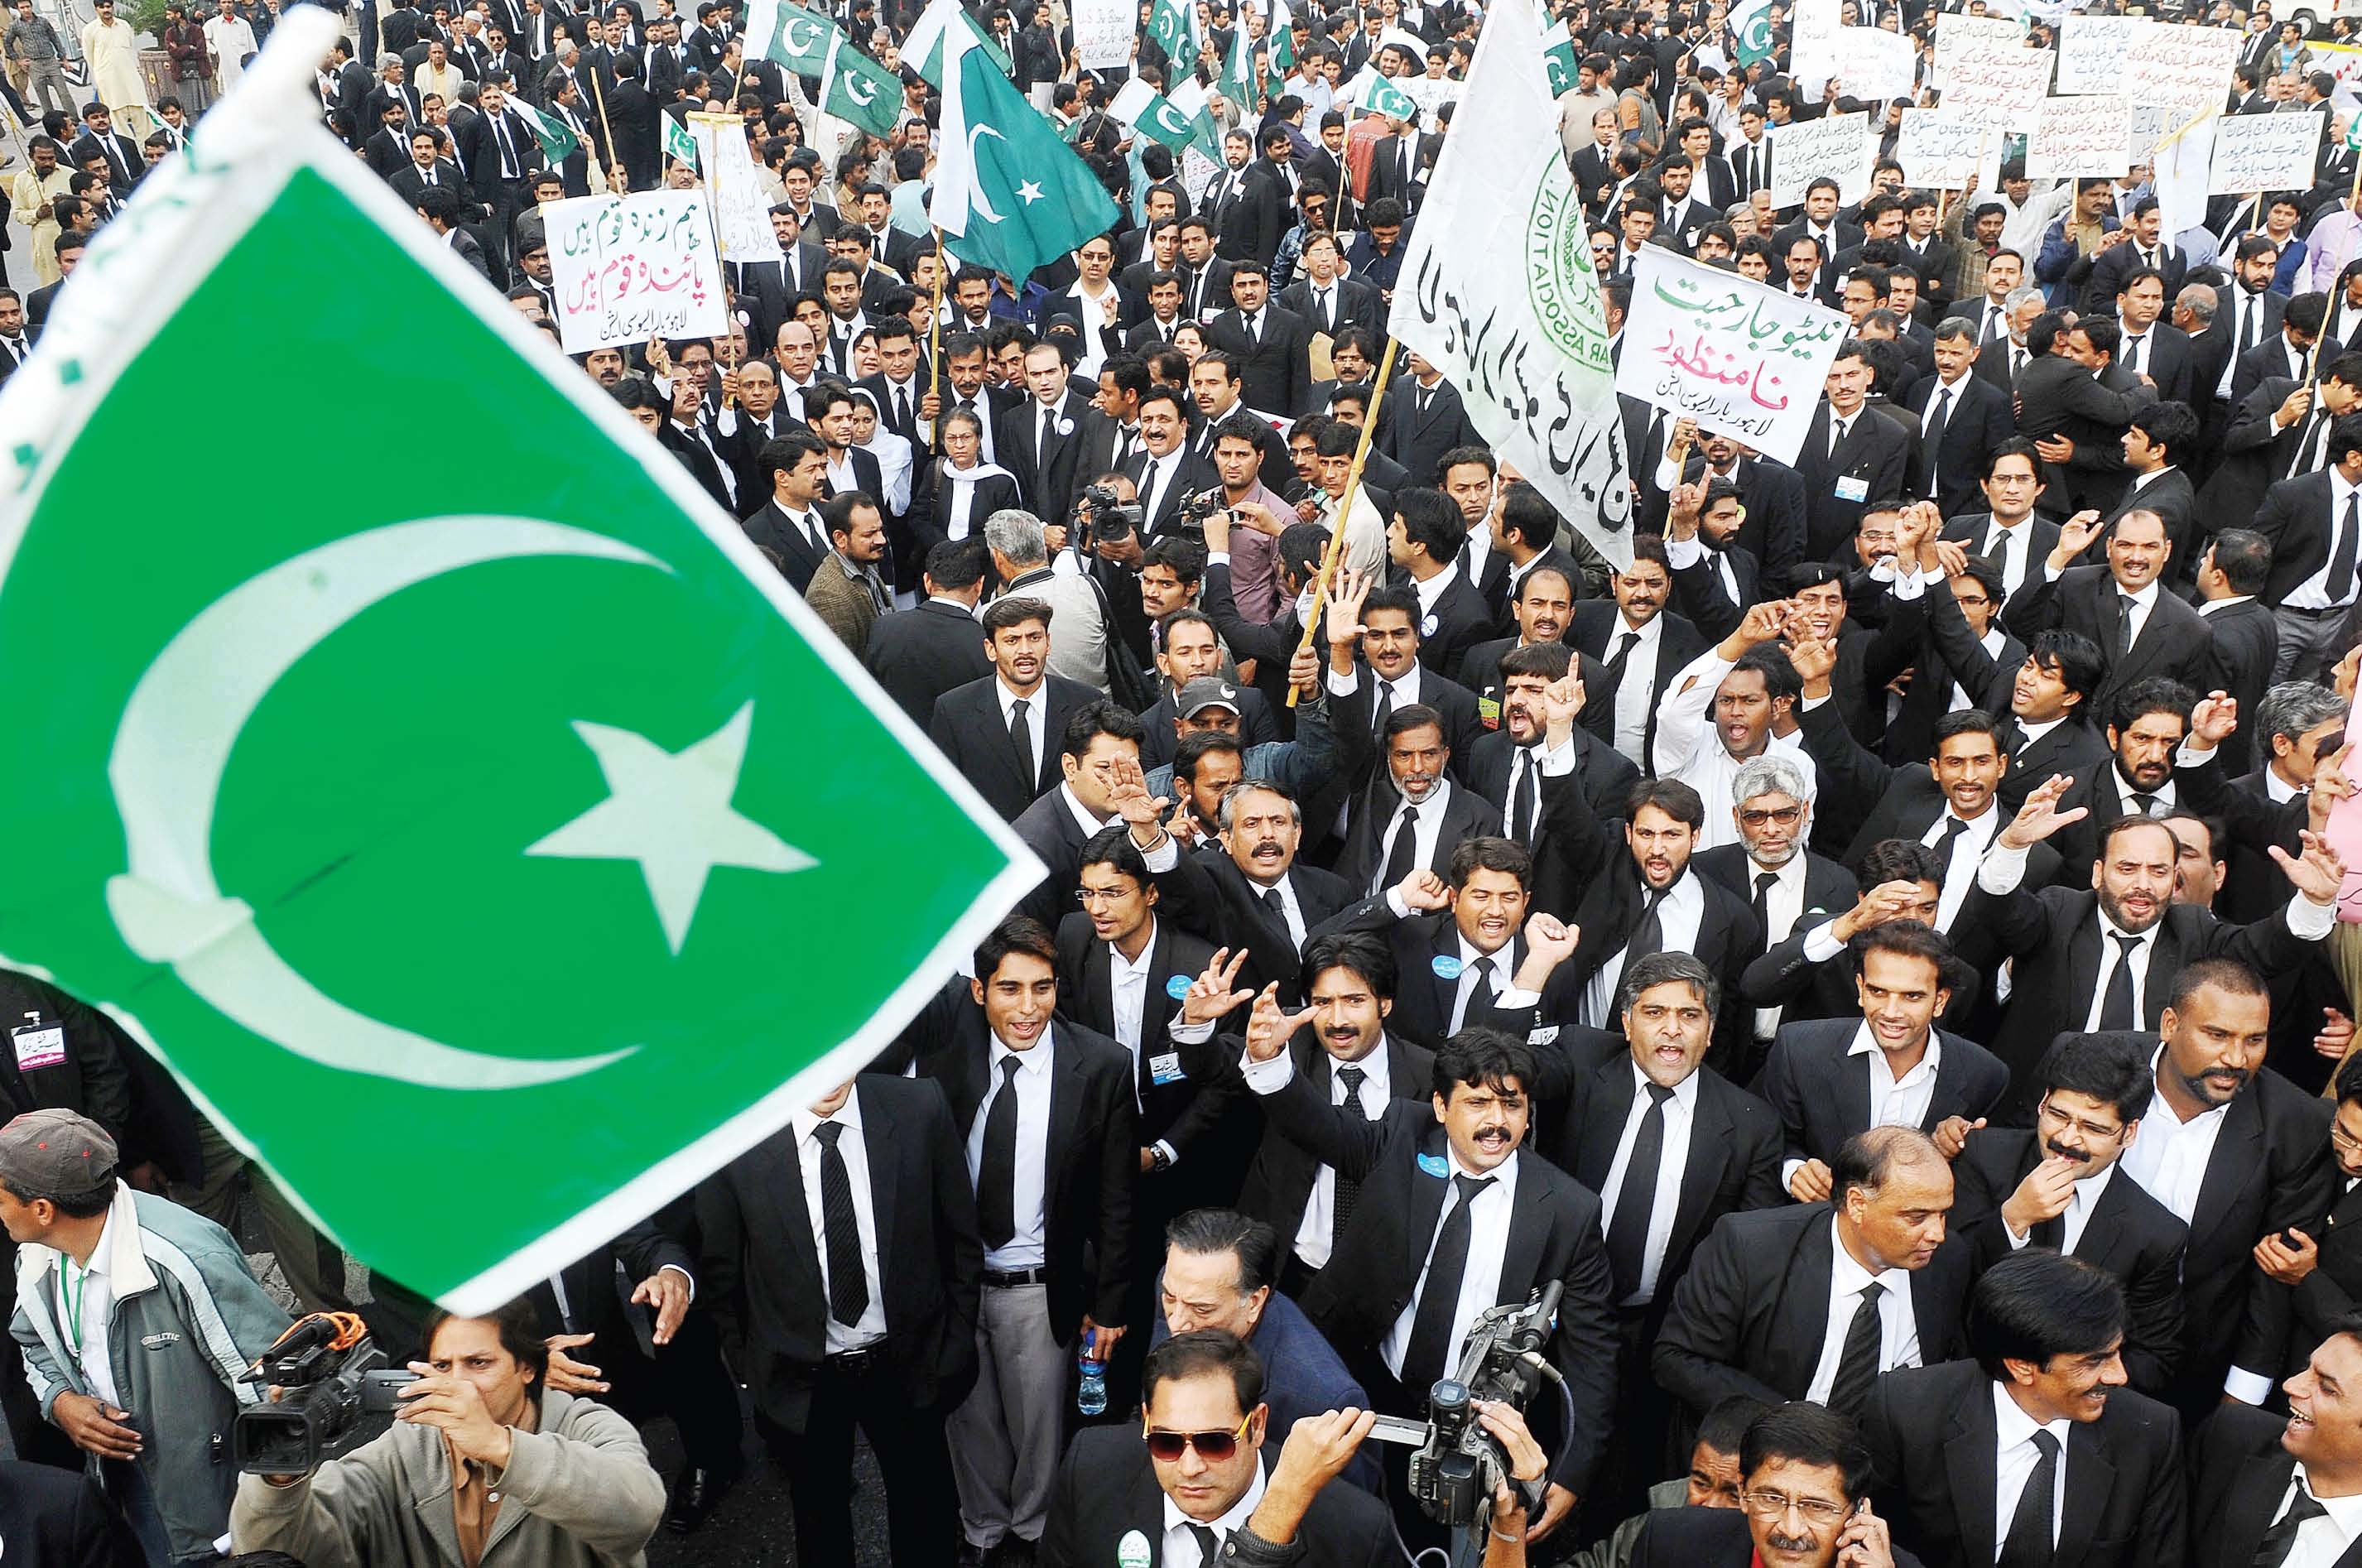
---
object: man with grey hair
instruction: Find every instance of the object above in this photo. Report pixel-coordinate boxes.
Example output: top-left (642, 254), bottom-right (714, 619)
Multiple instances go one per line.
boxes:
top-left (1693, 754), bottom-right (1857, 1072)
top-left (984, 507), bottom-right (1111, 693)
top-left (2176, 676), bottom-right (2349, 925)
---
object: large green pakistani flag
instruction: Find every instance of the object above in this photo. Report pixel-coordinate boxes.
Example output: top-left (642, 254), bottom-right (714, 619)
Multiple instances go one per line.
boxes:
top-left (912, 0), bottom-right (1120, 281)
top-left (0, 9), bottom-right (1037, 1311)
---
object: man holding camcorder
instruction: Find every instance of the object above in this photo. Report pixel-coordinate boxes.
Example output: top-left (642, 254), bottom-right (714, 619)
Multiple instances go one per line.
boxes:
top-left (230, 1296), bottom-right (665, 1568)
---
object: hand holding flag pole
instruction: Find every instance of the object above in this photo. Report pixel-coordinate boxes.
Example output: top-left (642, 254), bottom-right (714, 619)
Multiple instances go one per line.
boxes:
top-left (928, 226), bottom-right (947, 459)
top-left (1287, 336), bottom-right (1398, 708)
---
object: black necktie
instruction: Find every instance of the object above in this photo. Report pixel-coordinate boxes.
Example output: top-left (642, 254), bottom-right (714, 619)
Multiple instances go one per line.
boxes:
top-left (812, 1122), bottom-right (869, 1325)
top-left (2113, 592), bottom-right (2136, 661)
top-left (1333, 1065), bottom-right (1369, 1241)
top-left (894, 385), bottom-right (912, 436)
top-left (1627, 885), bottom-right (1671, 962)
top-left (1982, 303), bottom-right (2002, 344)
top-left (2254, 1488), bottom-right (2330, 1568)
top-left (1403, 1172), bottom-right (1495, 1387)
top-left (1826, 1280), bottom-right (1888, 1418)
top-left (492, 113), bottom-right (515, 177)
top-left (1373, 678), bottom-right (1397, 738)
top-left (1604, 1083), bottom-right (1676, 1300)
top-left (1606, 629), bottom-right (1641, 689)
top-left (2133, 791), bottom-right (2161, 814)
top-left (1998, 1429), bottom-right (2060, 1568)
top-left (976, 1055), bottom-right (1022, 1249)
top-left (1935, 814), bottom-right (1971, 867)
top-left (1922, 386), bottom-right (1951, 495)
top-left (1752, 869), bottom-right (1778, 941)
top-left (1451, 956), bottom-right (1495, 1033)
top-left (2241, 296), bottom-right (2259, 353)
top-left (1188, 1522), bottom-right (1224, 1567)
top-left (1008, 697), bottom-right (1032, 784)
top-left (1381, 805), bottom-right (1421, 892)
top-left (1508, 751), bottom-right (1540, 844)
top-left (2331, 493), bottom-right (2361, 605)
top-left (1262, 887), bottom-right (1287, 927)
top-left (2099, 933), bottom-right (2143, 1030)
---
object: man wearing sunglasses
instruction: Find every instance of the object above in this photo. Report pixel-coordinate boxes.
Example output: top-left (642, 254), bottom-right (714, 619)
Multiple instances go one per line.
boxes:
top-left (1629, 1402), bottom-right (1913, 1568)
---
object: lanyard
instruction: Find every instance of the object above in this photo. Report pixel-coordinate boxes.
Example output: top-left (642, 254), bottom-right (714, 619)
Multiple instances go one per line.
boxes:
top-left (58, 1258), bottom-right (86, 1354)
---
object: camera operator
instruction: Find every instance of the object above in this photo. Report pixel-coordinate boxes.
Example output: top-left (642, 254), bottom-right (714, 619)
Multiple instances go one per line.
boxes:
top-left (231, 1297), bottom-right (665, 1568)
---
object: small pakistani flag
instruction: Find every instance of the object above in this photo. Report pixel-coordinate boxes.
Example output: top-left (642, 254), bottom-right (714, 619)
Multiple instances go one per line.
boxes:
top-left (1107, 76), bottom-right (1200, 153)
top-left (1167, 74), bottom-right (1222, 160)
top-left (0, 9), bottom-right (1037, 1310)
top-left (1347, 66), bottom-right (1419, 123)
top-left (747, 0), bottom-right (835, 72)
top-left (818, 26), bottom-right (904, 137)
top-left (515, 99), bottom-right (580, 165)
top-left (1216, 22), bottom-right (1257, 111)
top-left (919, 0), bottom-right (1121, 281)
top-left (905, 0), bottom-right (1014, 85)
top-left (1147, 0), bottom-right (1197, 66)
top-left (1729, 0), bottom-right (1776, 67)
top-left (663, 111), bottom-right (699, 171)
top-left (1543, 36), bottom-right (1580, 96)
top-left (1266, 18), bottom-right (1296, 95)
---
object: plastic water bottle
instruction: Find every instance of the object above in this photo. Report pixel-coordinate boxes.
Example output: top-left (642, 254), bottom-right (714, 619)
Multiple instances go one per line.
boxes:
top-left (1077, 1355), bottom-right (1108, 1416)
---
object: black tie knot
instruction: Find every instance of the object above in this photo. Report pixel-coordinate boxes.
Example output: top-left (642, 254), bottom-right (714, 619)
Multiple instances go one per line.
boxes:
top-left (814, 1120), bottom-right (844, 1147)
top-left (1753, 870), bottom-right (1780, 898)
top-left (998, 1054), bottom-right (1022, 1085)
top-left (2028, 1429), bottom-right (2060, 1461)
top-left (1453, 1172), bottom-right (1496, 1205)
top-left (1643, 1082), bottom-right (1675, 1108)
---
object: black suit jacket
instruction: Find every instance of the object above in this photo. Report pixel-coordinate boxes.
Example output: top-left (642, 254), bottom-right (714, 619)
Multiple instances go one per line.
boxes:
top-left (1863, 1359), bottom-right (2187, 1568)
top-left (1204, 304), bottom-right (1315, 417)
top-left (881, 984), bottom-right (1138, 1331)
top-left (1653, 1200), bottom-right (1973, 1417)
top-left (1261, 1092), bottom-right (1620, 1493)
top-left (694, 1074), bottom-right (983, 1431)
top-left (1156, 848), bottom-right (1359, 1008)
top-left (864, 597), bottom-right (991, 727)
top-left (1378, 377), bottom-right (1483, 492)
top-left (2254, 469), bottom-right (2357, 605)
top-left (1039, 1429), bottom-right (1394, 1568)
top-left (2201, 599), bottom-right (2281, 777)
top-left (741, 498), bottom-right (828, 592)
top-left (1951, 1127), bottom-right (2188, 1393)
top-left (1277, 275), bottom-right (1383, 339)
top-left (1691, 844), bottom-right (1859, 973)
top-left (1999, 565), bottom-right (2215, 720)
top-left (1757, 1017), bottom-right (2009, 1170)
top-left (1054, 912), bottom-right (1243, 1167)
top-left (1793, 406), bottom-right (1914, 560)
top-left (1464, 726), bottom-right (1639, 917)
top-left (997, 390), bottom-right (1094, 517)
top-left (1903, 374), bottom-right (2014, 516)
top-left (2190, 1404), bottom-right (2362, 1568)
top-left (927, 673), bottom-right (1100, 822)
top-left (2200, 373), bottom-right (2311, 524)
top-left (1407, 570), bottom-right (1496, 683)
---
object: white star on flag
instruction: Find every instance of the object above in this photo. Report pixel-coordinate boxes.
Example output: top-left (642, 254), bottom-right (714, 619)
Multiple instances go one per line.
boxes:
top-left (526, 701), bottom-right (815, 955)
top-left (1017, 180), bottom-right (1046, 204)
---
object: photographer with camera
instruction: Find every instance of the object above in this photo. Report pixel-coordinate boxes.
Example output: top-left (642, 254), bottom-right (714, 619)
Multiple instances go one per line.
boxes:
top-left (232, 1297), bottom-right (665, 1568)
top-left (0, 1109), bottom-right (290, 1568)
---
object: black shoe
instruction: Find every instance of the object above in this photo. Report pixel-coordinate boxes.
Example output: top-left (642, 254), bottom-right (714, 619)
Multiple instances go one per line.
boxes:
top-left (662, 1466), bottom-right (732, 1534)
top-left (957, 1542), bottom-right (991, 1568)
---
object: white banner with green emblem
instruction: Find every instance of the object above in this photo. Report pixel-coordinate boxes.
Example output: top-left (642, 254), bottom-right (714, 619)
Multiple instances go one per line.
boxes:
top-left (1388, 0), bottom-right (1628, 569)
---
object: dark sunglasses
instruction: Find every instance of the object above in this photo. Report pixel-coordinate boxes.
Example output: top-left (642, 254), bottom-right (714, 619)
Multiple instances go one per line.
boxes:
top-left (1143, 1413), bottom-right (1252, 1462)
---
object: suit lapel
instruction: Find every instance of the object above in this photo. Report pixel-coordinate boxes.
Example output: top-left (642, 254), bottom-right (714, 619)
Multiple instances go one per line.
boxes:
top-left (2225, 1451), bottom-right (2297, 1561)
top-left (1667, 1080), bottom-right (1734, 1263)
top-left (1574, 1061), bottom-right (1635, 1191)
top-left (1046, 1037), bottom-right (1084, 1224)
top-left (1942, 1392), bottom-right (2002, 1568)
top-left (1085, 942), bottom-right (1116, 1042)
top-left (2191, 1084), bottom-right (2263, 1248)
top-left (2057, 1421), bottom-right (2117, 1564)
top-left (1404, 1126), bottom-right (1454, 1286)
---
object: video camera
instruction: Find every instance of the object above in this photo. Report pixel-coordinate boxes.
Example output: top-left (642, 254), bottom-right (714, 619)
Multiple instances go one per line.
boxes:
top-left (1172, 487), bottom-right (1225, 542)
top-left (1075, 483), bottom-right (1144, 547)
top-left (1366, 1282), bottom-right (1562, 1531)
top-left (231, 1312), bottom-right (413, 1474)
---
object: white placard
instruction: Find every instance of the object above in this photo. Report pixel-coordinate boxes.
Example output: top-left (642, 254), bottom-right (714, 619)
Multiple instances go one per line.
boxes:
top-left (2057, 16), bottom-right (2144, 95)
top-left (1618, 248), bottom-right (1851, 467)
top-left (1896, 105), bottom-right (1997, 188)
top-left (1072, 0), bottom-right (1133, 70)
top-left (1936, 15), bottom-right (2050, 127)
top-left (1789, 0), bottom-right (1845, 96)
top-left (546, 190), bottom-right (729, 354)
top-left (2026, 95), bottom-right (2133, 180)
top-left (2126, 23), bottom-right (2243, 120)
top-left (1832, 26), bottom-right (1917, 104)
top-left (685, 116), bottom-right (784, 265)
top-left (2210, 109), bottom-right (2326, 195)
top-left (1766, 110), bottom-right (1874, 209)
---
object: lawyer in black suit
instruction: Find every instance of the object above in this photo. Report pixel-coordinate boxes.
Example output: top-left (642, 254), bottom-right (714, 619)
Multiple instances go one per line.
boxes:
top-left (2196, 533), bottom-right (2282, 778)
top-left (2188, 1398), bottom-right (2362, 1568)
top-left (1862, 1258), bottom-right (2186, 1568)
top-left (1203, 283), bottom-right (1315, 416)
top-left (1154, 815), bottom-right (1360, 1009)
top-left (864, 592), bottom-right (991, 729)
top-left (996, 359), bottom-right (1093, 518)
top-left (1903, 352), bottom-right (2015, 517)
top-left (1996, 522), bottom-right (2214, 724)
top-left (928, 658), bottom-right (1101, 824)
top-left (1654, 1128), bottom-right (1973, 1421)
top-left (1238, 1020), bottom-right (1619, 1514)
top-left (1794, 356), bottom-right (1917, 560)
top-left (1378, 364), bottom-right (1484, 492)
top-left (693, 1072), bottom-right (982, 1566)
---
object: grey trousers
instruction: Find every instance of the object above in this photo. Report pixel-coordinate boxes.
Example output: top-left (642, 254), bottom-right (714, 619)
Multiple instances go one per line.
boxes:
top-left (22, 61), bottom-right (69, 115)
top-left (170, 1117), bottom-right (352, 1314)
top-left (2273, 603), bottom-right (2349, 685)
top-left (945, 1281), bottom-right (1068, 1548)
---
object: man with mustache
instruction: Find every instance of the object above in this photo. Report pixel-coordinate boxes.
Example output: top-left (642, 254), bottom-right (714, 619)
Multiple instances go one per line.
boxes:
top-left (1631, 1402), bottom-right (1917, 1568)
top-left (1950, 1033), bottom-right (2191, 1395)
top-left (1571, 537), bottom-right (1707, 773)
top-left (2112, 957), bottom-right (2339, 1426)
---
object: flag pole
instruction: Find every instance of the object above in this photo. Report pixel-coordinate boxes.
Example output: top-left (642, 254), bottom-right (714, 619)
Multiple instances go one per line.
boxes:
top-left (587, 63), bottom-right (626, 194)
top-left (1287, 334), bottom-right (1398, 708)
top-left (690, 112), bottom-right (739, 410)
top-left (928, 224), bottom-right (947, 460)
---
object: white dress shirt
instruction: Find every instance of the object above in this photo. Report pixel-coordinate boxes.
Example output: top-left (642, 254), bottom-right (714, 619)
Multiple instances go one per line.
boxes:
top-left (1991, 1383), bottom-right (2071, 1556)
top-left (1751, 850), bottom-right (1814, 1041)
top-left (2117, 1044), bottom-right (2228, 1226)
top-left (1805, 1214), bottom-right (1922, 1402)
top-left (2262, 1470), bottom-right (2362, 1568)
top-left (1652, 646), bottom-right (1821, 848)
top-left (1162, 1455), bottom-right (1268, 1567)
top-left (2006, 1160), bottom-right (2117, 1256)
top-left (790, 1094), bottom-right (890, 1353)
top-left (1607, 611), bottom-right (1666, 765)
top-left (1108, 919), bottom-right (1157, 1059)
top-left (1598, 1062), bottom-right (1699, 1304)
top-left (1581, 871), bottom-right (1705, 1027)
top-left (1861, 1018), bottom-right (1944, 1129)
top-left (2080, 914), bottom-right (2159, 1032)
top-left (1922, 805), bottom-right (2002, 931)
top-left (966, 1032), bottom-right (1056, 1270)
top-left (995, 676), bottom-right (1047, 787)
top-left (2288, 466), bottom-right (2362, 611)
top-left (1980, 516), bottom-right (2037, 602)
top-left (1369, 777), bottom-right (1457, 896)
top-left (1379, 1147), bottom-right (1519, 1380)
top-left (1239, 1042), bottom-right (1393, 1270)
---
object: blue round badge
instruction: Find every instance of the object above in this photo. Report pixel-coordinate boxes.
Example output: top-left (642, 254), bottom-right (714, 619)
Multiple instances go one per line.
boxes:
top-left (1167, 974), bottom-right (1192, 1000)
top-left (1431, 954), bottom-right (1464, 981)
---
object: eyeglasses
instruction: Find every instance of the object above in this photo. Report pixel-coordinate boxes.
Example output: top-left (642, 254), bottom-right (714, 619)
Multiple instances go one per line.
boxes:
top-left (1741, 1489), bottom-right (1852, 1525)
top-left (1739, 806), bottom-right (1804, 827)
top-left (1143, 1413), bottom-right (1253, 1462)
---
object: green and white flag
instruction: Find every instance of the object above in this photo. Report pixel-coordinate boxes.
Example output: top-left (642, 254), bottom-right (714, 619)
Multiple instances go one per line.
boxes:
top-left (0, 9), bottom-right (1037, 1311)
top-left (1107, 76), bottom-right (1201, 153)
top-left (1265, 19), bottom-right (1296, 96)
top-left (744, 0), bottom-right (835, 72)
top-left (1216, 22), bottom-right (1257, 111)
top-left (1345, 65), bottom-right (1419, 122)
top-left (1165, 74), bottom-right (1222, 160)
top-left (1543, 36), bottom-right (1580, 96)
top-left (1729, 0), bottom-right (1777, 66)
top-left (917, 0), bottom-right (1121, 281)
top-left (816, 26), bottom-right (903, 137)
top-left (906, 0), bottom-right (1016, 85)
top-left (1147, 0), bottom-right (1198, 68)
top-left (662, 110), bottom-right (698, 171)
top-left (514, 99), bottom-right (580, 165)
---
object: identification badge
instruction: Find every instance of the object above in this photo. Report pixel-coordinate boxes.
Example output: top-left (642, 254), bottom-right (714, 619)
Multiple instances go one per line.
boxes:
top-left (1835, 475), bottom-right (1869, 503)
top-left (1417, 1152), bottom-right (1451, 1177)
top-left (1166, 974), bottom-right (1192, 1000)
top-left (1149, 1051), bottom-right (1187, 1086)
top-left (1529, 1025), bottom-right (1561, 1046)
top-left (1421, 613), bottom-right (1440, 637)
top-left (11, 1014), bottom-right (65, 1073)
top-left (1431, 954), bottom-right (1464, 980)
top-left (1476, 695), bottom-right (1501, 729)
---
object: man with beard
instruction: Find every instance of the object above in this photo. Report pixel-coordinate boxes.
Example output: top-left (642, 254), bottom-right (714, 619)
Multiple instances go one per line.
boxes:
top-left (2032, 678), bottom-right (2197, 887)
top-left (1460, 640), bottom-right (1638, 913)
top-left (1949, 1033), bottom-right (2190, 1395)
top-left (1952, 777), bottom-right (2343, 1118)
top-left (1860, 1251), bottom-right (2188, 1568)
top-left (1573, 538), bottom-right (1707, 773)
top-left (2114, 959), bottom-right (2338, 1424)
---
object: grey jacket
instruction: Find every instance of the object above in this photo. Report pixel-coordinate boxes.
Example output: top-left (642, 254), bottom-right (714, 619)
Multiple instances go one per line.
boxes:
top-left (230, 1388), bottom-right (666, 1568)
top-left (11, 1185), bottom-right (292, 1561)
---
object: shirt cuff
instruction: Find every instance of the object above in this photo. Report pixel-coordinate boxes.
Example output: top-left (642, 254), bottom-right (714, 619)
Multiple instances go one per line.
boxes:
top-left (1533, 736), bottom-right (1577, 777)
top-left (1977, 840), bottom-right (2031, 896)
top-left (1800, 690), bottom-right (1834, 711)
top-left (1664, 532), bottom-right (1706, 568)
top-left (2288, 892), bottom-right (2339, 942)
top-left (1169, 1016), bottom-right (1218, 1045)
top-left (1207, 551), bottom-right (1231, 566)
top-left (2225, 1367), bottom-right (2275, 1405)
top-left (1327, 666), bottom-right (1360, 698)
top-left (1385, 887), bottom-right (1412, 920)
top-left (2004, 1222), bottom-right (2032, 1251)
top-left (1801, 919), bottom-right (1847, 964)
top-left (1140, 834), bottom-right (1179, 873)
top-left (1239, 1045), bottom-right (1296, 1094)
top-left (659, 1263), bottom-right (696, 1303)
top-left (1496, 986), bottom-right (1540, 1008)
top-left (1153, 1138), bottom-right (1179, 1166)
top-left (2177, 741), bottom-right (2219, 767)
top-left (2042, 560), bottom-right (2064, 583)
top-left (1889, 566), bottom-right (1927, 601)
top-left (1781, 1157), bottom-right (1806, 1190)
